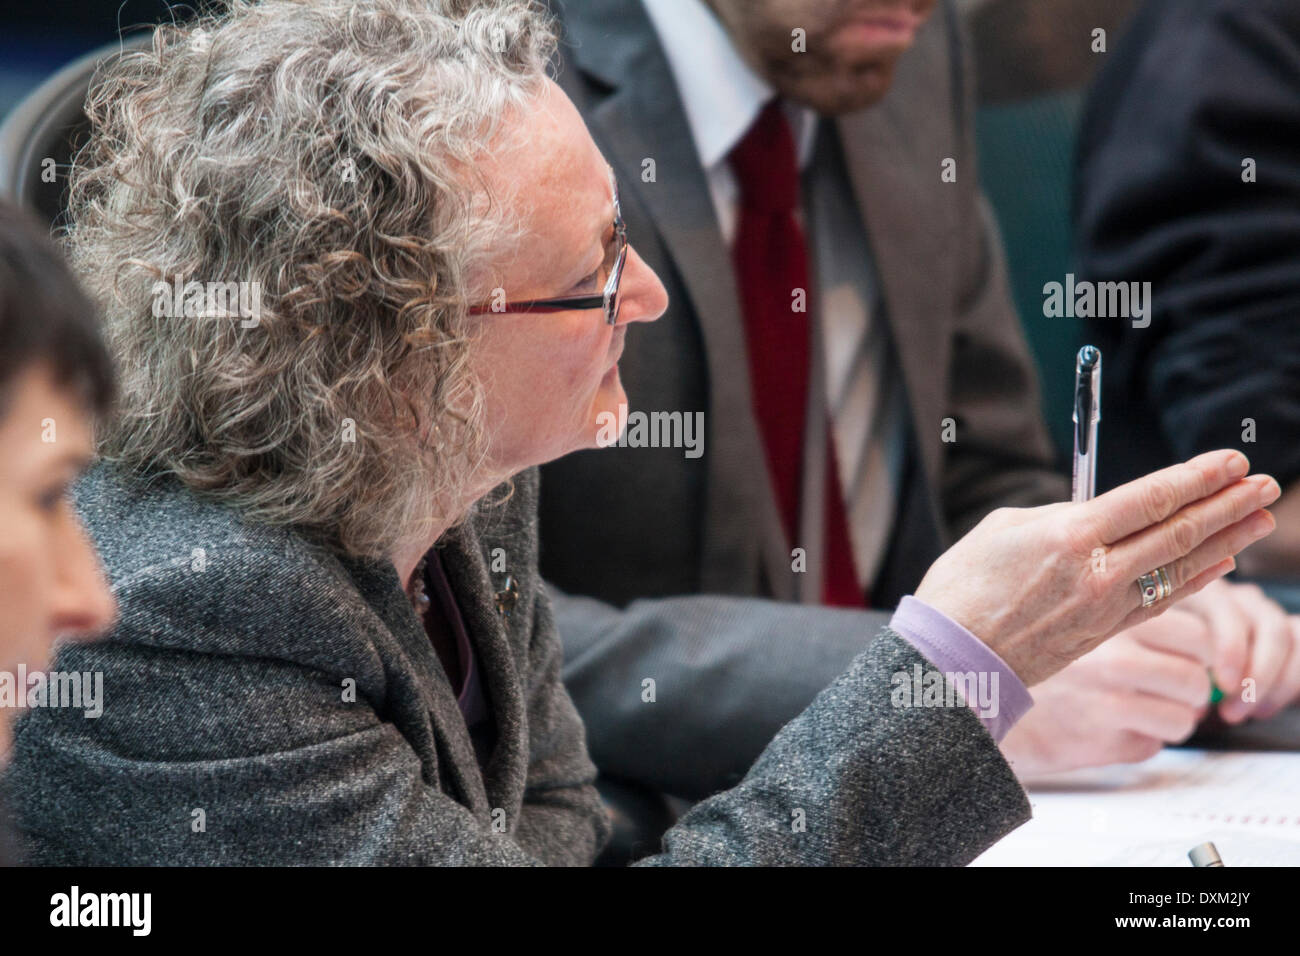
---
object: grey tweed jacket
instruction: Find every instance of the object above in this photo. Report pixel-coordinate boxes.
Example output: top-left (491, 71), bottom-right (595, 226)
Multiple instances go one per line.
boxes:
top-left (2, 462), bottom-right (1029, 865)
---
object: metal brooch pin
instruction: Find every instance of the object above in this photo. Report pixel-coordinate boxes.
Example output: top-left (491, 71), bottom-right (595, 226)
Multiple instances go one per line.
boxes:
top-left (494, 575), bottom-right (518, 619)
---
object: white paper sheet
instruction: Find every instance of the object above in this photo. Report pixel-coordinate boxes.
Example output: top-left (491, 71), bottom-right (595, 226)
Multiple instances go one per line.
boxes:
top-left (971, 749), bottom-right (1300, 866)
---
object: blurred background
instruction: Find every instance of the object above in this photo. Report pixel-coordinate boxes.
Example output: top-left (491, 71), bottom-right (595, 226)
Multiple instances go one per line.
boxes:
top-left (0, 0), bottom-right (1141, 461)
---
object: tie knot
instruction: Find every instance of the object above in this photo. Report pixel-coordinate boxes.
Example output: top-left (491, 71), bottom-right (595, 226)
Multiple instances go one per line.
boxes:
top-left (728, 100), bottom-right (800, 213)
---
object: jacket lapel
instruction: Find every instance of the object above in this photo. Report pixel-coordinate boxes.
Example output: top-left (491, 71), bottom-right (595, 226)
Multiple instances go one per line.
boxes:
top-left (557, 0), bottom-right (792, 598)
top-left (344, 551), bottom-right (495, 818)
top-left (833, 33), bottom-right (955, 531)
top-left (434, 519), bottom-right (529, 820)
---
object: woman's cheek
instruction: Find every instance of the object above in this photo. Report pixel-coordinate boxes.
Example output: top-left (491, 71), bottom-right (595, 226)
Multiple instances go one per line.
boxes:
top-left (0, 517), bottom-right (43, 672)
top-left (564, 329), bottom-right (612, 401)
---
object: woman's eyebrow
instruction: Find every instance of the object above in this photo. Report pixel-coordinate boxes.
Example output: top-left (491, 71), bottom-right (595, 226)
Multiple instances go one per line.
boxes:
top-left (561, 199), bottom-right (613, 286)
top-left (587, 190), bottom-right (615, 250)
top-left (561, 240), bottom-right (602, 289)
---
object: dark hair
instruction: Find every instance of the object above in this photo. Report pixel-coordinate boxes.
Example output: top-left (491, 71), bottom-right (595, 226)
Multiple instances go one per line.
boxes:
top-left (0, 199), bottom-right (114, 419)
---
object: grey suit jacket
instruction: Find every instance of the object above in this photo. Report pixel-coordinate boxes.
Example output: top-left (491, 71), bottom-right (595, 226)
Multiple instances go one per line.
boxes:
top-left (542, 0), bottom-right (1069, 799)
top-left (2, 462), bottom-right (1028, 865)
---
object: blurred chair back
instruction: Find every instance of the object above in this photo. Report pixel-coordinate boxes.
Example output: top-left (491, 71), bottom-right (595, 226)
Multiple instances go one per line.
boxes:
top-left (976, 91), bottom-right (1086, 463)
top-left (0, 33), bottom-right (152, 225)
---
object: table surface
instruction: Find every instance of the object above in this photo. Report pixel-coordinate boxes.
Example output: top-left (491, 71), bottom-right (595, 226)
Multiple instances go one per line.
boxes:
top-left (973, 748), bottom-right (1300, 866)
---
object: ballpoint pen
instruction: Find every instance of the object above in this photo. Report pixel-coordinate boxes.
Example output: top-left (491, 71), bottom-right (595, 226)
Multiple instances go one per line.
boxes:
top-left (1072, 345), bottom-right (1101, 504)
top-left (1070, 346), bottom-right (1225, 704)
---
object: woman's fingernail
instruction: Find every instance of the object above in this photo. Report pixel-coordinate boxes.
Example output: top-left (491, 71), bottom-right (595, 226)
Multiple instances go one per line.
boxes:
top-left (1251, 511), bottom-right (1276, 535)
top-left (1228, 453), bottom-right (1250, 478)
top-left (1252, 475), bottom-right (1282, 501)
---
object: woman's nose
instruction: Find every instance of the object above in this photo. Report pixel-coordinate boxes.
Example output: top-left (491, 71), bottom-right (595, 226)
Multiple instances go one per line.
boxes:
top-left (49, 514), bottom-right (117, 642)
top-left (616, 245), bottom-right (669, 326)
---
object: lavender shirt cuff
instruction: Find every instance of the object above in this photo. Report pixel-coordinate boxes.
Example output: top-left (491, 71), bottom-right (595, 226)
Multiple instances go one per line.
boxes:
top-left (887, 595), bottom-right (1033, 743)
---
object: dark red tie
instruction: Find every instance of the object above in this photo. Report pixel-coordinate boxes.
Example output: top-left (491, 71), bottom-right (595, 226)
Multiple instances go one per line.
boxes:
top-left (729, 101), bottom-right (864, 608)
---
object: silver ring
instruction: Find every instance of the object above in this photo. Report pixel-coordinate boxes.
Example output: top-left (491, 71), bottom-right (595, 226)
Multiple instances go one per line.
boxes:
top-left (1138, 566), bottom-right (1174, 608)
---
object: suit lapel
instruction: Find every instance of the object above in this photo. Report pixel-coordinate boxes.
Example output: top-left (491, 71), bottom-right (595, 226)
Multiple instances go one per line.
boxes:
top-left (557, 0), bottom-right (792, 598)
top-left (834, 68), bottom-right (954, 523)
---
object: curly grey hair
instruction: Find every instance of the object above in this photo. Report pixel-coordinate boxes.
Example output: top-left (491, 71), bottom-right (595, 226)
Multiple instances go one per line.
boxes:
top-left (67, 0), bottom-right (555, 559)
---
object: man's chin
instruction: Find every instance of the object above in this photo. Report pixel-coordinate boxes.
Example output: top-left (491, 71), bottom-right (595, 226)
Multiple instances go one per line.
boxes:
top-left (777, 60), bottom-right (901, 115)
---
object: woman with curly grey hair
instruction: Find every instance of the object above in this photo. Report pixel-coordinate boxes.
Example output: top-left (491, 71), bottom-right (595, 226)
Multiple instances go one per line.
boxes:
top-left (1, 0), bottom-right (1279, 865)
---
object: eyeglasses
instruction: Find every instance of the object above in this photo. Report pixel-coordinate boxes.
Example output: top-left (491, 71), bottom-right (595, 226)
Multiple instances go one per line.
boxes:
top-left (468, 172), bottom-right (628, 326)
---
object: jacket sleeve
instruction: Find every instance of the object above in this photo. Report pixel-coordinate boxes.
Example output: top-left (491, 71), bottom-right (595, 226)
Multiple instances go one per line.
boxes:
top-left (636, 627), bottom-right (1031, 866)
top-left (940, 2), bottom-right (1069, 534)
top-left (554, 583), bottom-right (889, 800)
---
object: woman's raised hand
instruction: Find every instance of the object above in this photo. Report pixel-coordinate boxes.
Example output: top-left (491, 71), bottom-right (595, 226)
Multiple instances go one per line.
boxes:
top-left (914, 450), bottom-right (1280, 686)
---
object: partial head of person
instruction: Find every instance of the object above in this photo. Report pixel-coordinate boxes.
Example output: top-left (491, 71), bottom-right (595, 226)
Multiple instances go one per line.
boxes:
top-left (703, 0), bottom-right (941, 114)
top-left (69, 0), bottom-right (666, 567)
top-left (0, 200), bottom-right (118, 754)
